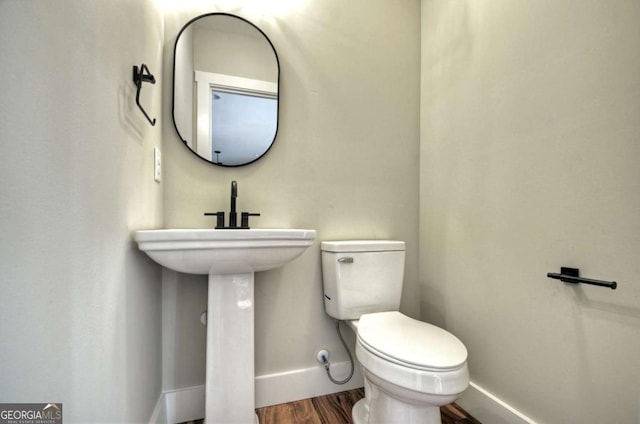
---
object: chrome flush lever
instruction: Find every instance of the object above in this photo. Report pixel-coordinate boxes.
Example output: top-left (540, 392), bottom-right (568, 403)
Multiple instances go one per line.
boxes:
top-left (338, 257), bottom-right (354, 263)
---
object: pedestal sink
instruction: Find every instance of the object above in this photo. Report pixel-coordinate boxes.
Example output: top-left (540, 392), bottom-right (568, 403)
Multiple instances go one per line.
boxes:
top-left (134, 229), bottom-right (316, 423)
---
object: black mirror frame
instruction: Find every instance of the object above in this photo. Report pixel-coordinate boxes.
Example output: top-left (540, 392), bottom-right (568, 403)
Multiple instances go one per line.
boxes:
top-left (172, 12), bottom-right (280, 167)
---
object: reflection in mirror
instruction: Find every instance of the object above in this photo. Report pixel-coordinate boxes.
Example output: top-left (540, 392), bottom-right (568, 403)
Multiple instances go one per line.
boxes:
top-left (173, 13), bottom-right (279, 166)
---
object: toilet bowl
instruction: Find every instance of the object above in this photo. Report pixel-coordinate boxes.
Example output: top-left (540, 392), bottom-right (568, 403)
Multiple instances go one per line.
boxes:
top-left (320, 240), bottom-right (469, 424)
top-left (351, 312), bottom-right (468, 424)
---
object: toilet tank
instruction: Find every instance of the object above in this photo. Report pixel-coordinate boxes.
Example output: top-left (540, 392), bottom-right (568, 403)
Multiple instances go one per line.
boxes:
top-left (321, 240), bottom-right (405, 320)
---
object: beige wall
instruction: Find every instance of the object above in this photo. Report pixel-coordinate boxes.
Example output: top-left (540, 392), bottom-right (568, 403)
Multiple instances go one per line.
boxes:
top-left (2, 0), bottom-right (636, 421)
top-left (161, 0), bottom-right (420, 387)
top-left (194, 20), bottom-right (278, 82)
top-left (0, 0), bottom-right (164, 421)
top-left (174, 24), bottom-right (194, 145)
top-left (420, 0), bottom-right (640, 422)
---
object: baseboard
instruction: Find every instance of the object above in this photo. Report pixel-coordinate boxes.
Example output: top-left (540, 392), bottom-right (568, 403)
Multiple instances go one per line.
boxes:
top-left (255, 359), bottom-right (364, 408)
top-left (457, 381), bottom-right (539, 424)
top-left (149, 385), bottom-right (205, 424)
top-left (149, 360), bottom-right (363, 423)
top-left (150, 375), bottom-right (541, 424)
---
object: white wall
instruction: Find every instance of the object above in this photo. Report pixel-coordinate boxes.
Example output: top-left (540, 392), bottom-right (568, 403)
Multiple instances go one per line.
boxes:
top-left (420, 0), bottom-right (640, 422)
top-left (0, 1), bottom-right (164, 422)
top-left (161, 0), bottom-right (421, 391)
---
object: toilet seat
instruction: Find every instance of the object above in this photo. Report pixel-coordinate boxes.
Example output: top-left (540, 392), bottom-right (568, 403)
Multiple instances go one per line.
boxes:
top-left (355, 312), bottom-right (470, 397)
top-left (357, 311), bottom-right (467, 372)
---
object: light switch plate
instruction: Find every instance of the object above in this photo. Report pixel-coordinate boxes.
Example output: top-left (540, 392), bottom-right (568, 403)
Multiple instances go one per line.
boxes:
top-left (154, 147), bottom-right (161, 182)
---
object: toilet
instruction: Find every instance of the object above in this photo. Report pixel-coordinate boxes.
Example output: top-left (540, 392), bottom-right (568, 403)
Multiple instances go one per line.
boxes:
top-left (321, 240), bottom-right (469, 424)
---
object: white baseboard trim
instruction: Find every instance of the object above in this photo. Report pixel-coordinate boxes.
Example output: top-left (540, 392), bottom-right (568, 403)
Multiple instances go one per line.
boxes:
top-left (149, 360), bottom-right (363, 423)
top-left (457, 381), bottom-right (539, 424)
top-left (150, 374), bottom-right (541, 424)
top-left (149, 385), bottom-right (205, 424)
top-left (256, 359), bottom-right (364, 408)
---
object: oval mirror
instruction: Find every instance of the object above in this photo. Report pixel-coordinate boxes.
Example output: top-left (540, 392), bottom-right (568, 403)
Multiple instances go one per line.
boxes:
top-left (172, 13), bottom-right (279, 166)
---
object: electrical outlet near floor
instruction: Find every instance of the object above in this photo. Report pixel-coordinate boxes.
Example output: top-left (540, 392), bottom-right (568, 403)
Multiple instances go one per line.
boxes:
top-left (154, 147), bottom-right (161, 182)
top-left (317, 349), bottom-right (329, 363)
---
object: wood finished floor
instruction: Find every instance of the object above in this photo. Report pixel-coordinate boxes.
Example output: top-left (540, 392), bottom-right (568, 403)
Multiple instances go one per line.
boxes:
top-left (181, 388), bottom-right (481, 424)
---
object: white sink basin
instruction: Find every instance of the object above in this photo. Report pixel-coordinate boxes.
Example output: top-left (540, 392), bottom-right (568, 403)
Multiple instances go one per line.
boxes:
top-left (134, 227), bottom-right (316, 423)
top-left (134, 228), bottom-right (316, 274)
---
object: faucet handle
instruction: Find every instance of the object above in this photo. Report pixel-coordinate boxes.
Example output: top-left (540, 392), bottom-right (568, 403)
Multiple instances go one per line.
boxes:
top-left (240, 212), bottom-right (260, 229)
top-left (204, 211), bottom-right (225, 229)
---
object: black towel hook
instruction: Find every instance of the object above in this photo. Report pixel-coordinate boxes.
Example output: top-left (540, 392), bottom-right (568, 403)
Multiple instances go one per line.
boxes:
top-left (132, 64), bottom-right (156, 126)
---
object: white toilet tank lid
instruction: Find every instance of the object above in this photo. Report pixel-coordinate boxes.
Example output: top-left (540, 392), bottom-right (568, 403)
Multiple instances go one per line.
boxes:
top-left (320, 240), bottom-right (405, 252)
top-left (357, 311), bottom-right (467, 371)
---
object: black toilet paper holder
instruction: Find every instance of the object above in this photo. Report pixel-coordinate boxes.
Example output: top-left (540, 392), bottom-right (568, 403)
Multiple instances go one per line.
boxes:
top-left (547, 267), bottom-right (617, 290)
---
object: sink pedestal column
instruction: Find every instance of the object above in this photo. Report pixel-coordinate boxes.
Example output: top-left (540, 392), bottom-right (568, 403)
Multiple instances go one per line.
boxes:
top-left (206, 272), bottom-right (256, 423)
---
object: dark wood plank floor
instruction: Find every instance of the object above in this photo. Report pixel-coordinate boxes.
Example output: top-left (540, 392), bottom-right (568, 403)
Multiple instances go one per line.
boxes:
top-left (181, 388), bottom-right (481, 424)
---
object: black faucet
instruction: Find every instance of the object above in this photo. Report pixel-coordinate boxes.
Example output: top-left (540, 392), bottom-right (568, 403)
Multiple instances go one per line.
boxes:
top-left (229, 180), bottom-right (238, 228)
top-left (204, 180), bottom-right (260, 229)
